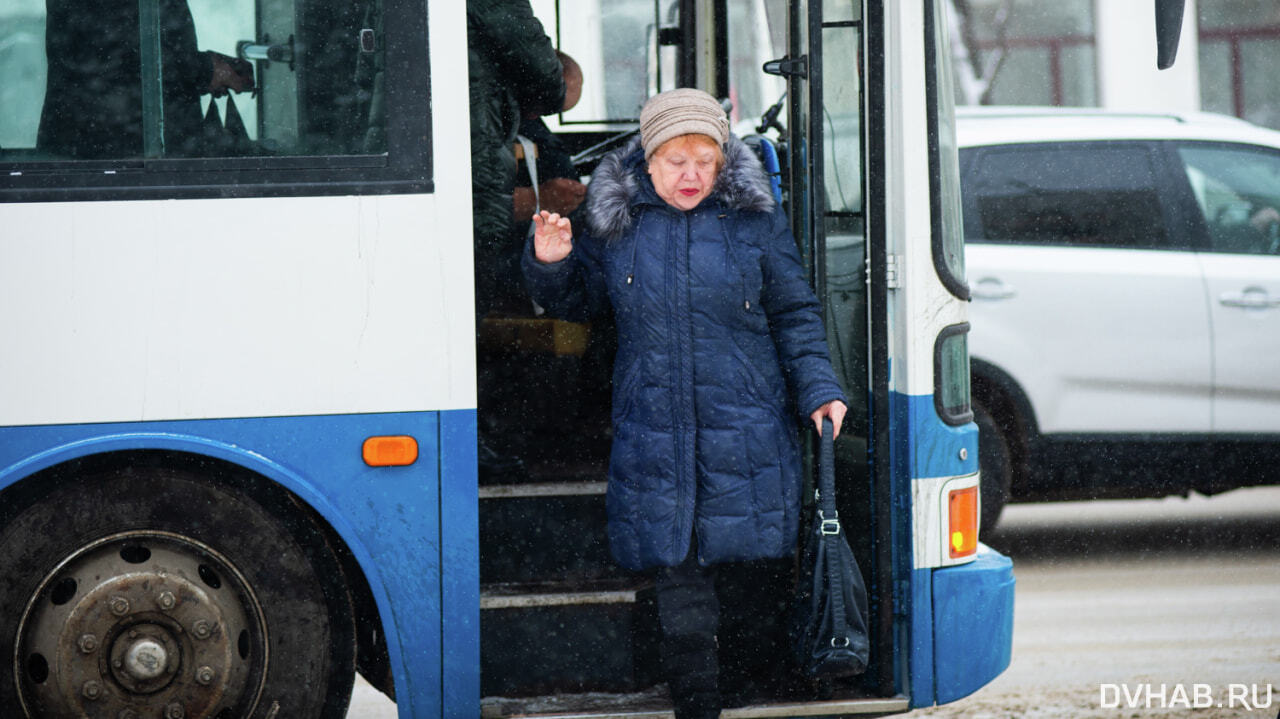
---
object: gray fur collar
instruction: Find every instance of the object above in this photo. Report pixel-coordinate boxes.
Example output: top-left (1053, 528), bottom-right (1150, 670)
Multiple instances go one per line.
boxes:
top-left (585, 135), bottom-right (776, 241)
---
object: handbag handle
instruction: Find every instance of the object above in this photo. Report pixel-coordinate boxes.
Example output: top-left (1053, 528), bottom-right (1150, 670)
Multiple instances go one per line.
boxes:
top-left (817, 417), bottom-right (839, 534)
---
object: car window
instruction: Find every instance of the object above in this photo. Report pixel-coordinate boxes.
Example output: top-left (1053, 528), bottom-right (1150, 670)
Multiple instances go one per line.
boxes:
top-left (1178, 144), bottom-right (1280, 256)
top-left (963, 144), bottom-right (1167, 249)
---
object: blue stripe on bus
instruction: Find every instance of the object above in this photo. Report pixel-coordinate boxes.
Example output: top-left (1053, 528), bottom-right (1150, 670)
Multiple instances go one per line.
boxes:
top-left (0, 409), bottom-right (479, 718)
top-left (894, 392), bottom-right (979, 479)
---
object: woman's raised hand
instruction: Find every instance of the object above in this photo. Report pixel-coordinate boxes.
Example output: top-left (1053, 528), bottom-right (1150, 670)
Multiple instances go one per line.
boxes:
top-left (533, 211), bottom-right (574, 264)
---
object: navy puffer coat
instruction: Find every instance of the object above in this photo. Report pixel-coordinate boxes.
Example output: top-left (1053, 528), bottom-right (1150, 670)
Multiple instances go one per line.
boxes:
top-left (523, 136), bottom-right (846, 571)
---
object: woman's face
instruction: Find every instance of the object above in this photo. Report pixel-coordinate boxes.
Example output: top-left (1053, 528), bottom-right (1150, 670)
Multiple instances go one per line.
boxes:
top-left (647, 136), bottom-right (721, 211)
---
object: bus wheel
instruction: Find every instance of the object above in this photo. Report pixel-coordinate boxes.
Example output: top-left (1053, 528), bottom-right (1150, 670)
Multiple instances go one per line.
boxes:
top-left (974, 401), bottom-right (1012, 532)
top-left (0, 464), bottom-right (355, 718)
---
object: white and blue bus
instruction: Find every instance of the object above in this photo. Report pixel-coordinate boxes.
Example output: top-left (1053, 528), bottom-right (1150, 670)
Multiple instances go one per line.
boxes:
top-left (0, 1), bottom-right (1019, 717)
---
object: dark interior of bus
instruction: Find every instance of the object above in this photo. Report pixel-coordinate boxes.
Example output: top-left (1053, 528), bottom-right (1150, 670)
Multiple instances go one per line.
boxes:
top-left (474, 1), bottom-right (882, 714)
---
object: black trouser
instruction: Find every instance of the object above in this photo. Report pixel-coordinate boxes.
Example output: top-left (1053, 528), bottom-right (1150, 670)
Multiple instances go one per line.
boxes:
top-left (656, 551), bottom-right (722, 719)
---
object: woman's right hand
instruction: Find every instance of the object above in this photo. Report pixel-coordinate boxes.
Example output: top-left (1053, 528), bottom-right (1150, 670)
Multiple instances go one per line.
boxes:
top-left (533, 210), bottom-right (574, 264)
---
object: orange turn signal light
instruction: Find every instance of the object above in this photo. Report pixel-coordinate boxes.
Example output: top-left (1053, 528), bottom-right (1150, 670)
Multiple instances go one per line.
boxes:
top-left (362, 435), bottom-right (419, 467)
top-left (948, 485), bottom-right (978, 558)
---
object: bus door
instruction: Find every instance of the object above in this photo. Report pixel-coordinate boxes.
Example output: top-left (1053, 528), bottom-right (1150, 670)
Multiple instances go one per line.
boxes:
top-left (761, 0), bottom-right (907, 703)
top-left (769, 0), bottom-right (1015, 709)
top-left (772, 0), bottom-right (891, 697)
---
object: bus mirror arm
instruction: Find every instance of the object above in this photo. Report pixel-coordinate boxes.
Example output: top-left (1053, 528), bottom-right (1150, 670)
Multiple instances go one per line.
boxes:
top-left (1155, 0), bottom-right (1185, 70)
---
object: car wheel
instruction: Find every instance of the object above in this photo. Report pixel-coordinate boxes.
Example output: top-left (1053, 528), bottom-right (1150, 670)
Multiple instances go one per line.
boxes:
top-left (973, 401), bottom-right (1012, 532)
top-left (0, 463), bottom-right (355, 718)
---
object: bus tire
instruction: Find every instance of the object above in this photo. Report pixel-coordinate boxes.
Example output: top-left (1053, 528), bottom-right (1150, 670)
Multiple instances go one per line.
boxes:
top-left (0, 463), bottom-right (356, 718)
top-left (974, 400), bottom-right (1012, 532)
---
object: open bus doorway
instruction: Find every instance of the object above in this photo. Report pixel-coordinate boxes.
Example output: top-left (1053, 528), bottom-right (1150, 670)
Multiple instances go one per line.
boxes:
top-left (473, 0), bottom-right (887, 714)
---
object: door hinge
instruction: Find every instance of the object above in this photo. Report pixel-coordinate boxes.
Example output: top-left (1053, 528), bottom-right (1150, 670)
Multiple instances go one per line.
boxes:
top-left (885, 254), bottom-right (901, 290)
top-left (762, 55), bottom-right (808, 79)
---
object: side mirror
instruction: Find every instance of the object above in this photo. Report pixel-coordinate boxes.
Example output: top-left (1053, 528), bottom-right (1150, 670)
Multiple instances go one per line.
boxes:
top-left (1155, 0), bottom-right (1185, 70)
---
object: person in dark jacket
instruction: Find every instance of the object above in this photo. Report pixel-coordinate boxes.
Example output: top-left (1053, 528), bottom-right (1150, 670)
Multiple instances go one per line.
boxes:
top-left (512, 51), bottom-right (587, 235)
top-left (524, 88), bottom-right (847, 719)
top-left (38, 0), bottom-right (253, 159)
top-left (467, 0), bottom-right (564, 317)
top-left (467, 0), bottom-right (565, 477)
top-left (504, 50), bottom-right (586, 312)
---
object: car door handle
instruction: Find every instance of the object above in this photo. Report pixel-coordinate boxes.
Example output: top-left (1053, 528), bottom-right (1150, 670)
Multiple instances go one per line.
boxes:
top-left (1219, 287), bottom-right (1280, 309)
top-left (970, 277), bottom-right (1016, 300)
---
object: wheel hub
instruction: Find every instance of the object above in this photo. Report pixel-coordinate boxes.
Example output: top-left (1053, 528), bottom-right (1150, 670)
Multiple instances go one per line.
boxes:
top-left (15, 531), bottom-right (267, 718)
top-left (111, 623), bottom-right (180, 692)
top-left (123, 637), bottom-right (167, 681)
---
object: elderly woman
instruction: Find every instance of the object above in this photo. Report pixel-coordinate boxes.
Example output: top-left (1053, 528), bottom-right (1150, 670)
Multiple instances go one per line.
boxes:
top-left (523, 88), bottom-right (847, 719)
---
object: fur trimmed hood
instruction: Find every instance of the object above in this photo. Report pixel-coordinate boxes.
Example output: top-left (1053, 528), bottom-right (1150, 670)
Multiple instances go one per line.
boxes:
top-left (585, 135), bottom-right (776, 241)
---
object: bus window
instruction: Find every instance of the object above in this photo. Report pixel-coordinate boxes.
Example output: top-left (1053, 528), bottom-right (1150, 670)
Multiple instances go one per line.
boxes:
top-left (36, 0), bottom-right (384, 159)
top-left (0, 1), bottom-right (44, 152)
top-left (927, 0), bottom-right (967, 297)
top-left (822, 4), bottom-right (863, 216)
top-left (726, 1), bottom-right (787, 131)
top-left (1, 0), bottom-right (423, 200)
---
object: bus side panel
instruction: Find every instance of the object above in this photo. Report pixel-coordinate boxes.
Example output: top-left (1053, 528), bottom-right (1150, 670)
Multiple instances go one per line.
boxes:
top-left (0, 410), bottom-right (462, 717)
top-left (932, 547), bottom-right (1015, 704)
top-left (440, 408), bottom-right (480, 718)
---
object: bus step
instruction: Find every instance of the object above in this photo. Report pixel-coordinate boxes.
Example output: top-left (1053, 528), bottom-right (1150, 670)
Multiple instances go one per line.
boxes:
top-left (481, 689), bottom-right (910, 718)
top-left (480, 481), bottom-right (624, 584)
top-left (481, 582), bottom-right (660, 697)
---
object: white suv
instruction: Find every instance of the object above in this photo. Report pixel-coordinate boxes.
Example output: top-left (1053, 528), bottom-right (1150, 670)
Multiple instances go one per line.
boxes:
top-left (958, 107), bottom-right (1280, 528)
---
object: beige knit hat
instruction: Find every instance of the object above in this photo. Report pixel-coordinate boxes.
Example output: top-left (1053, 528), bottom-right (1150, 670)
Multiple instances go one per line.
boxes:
top-left (639, 88), bottom-right (730, 159)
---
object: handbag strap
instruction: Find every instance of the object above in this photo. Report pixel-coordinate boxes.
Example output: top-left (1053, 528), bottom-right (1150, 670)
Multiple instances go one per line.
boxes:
top-left (818, 417), bottom-right (854, 648)
top-left (817, 417), bottom-right (839, 532)
top-left (517, 134), bottom-right (540, 214)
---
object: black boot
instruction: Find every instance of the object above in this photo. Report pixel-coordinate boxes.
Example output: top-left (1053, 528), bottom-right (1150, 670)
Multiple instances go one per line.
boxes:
top-left (657, 553), bottom-right (722, 719)
top-left (664, 632), bottom-right (721, 719)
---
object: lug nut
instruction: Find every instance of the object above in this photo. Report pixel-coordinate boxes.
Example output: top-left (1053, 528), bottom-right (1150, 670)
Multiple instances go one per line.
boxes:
top-left (192, 619), bottom-right (213, 639)
top-left (78, 633), bottom-right (98, 654)
top-left (164, 702), bottom-right (185, 719)
top-left (118, 710), bottom-right (138, 719)
top-left (109, 596), bottom-right (130, 616)
top-left (81, 680), bottom-right (102, 700)
top-left (157, 591), bottom-right (176, 610)
top-left (195, 665), bottom-right (215, 685)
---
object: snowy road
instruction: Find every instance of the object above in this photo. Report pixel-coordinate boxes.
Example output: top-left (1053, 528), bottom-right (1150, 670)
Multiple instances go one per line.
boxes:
top-left (347, 486), bottom-right (1280, 719)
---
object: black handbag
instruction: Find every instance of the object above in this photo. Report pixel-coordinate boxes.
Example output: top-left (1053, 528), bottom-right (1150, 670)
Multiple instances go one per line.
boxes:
top-left (792, 417), bottom-right (870, 679)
